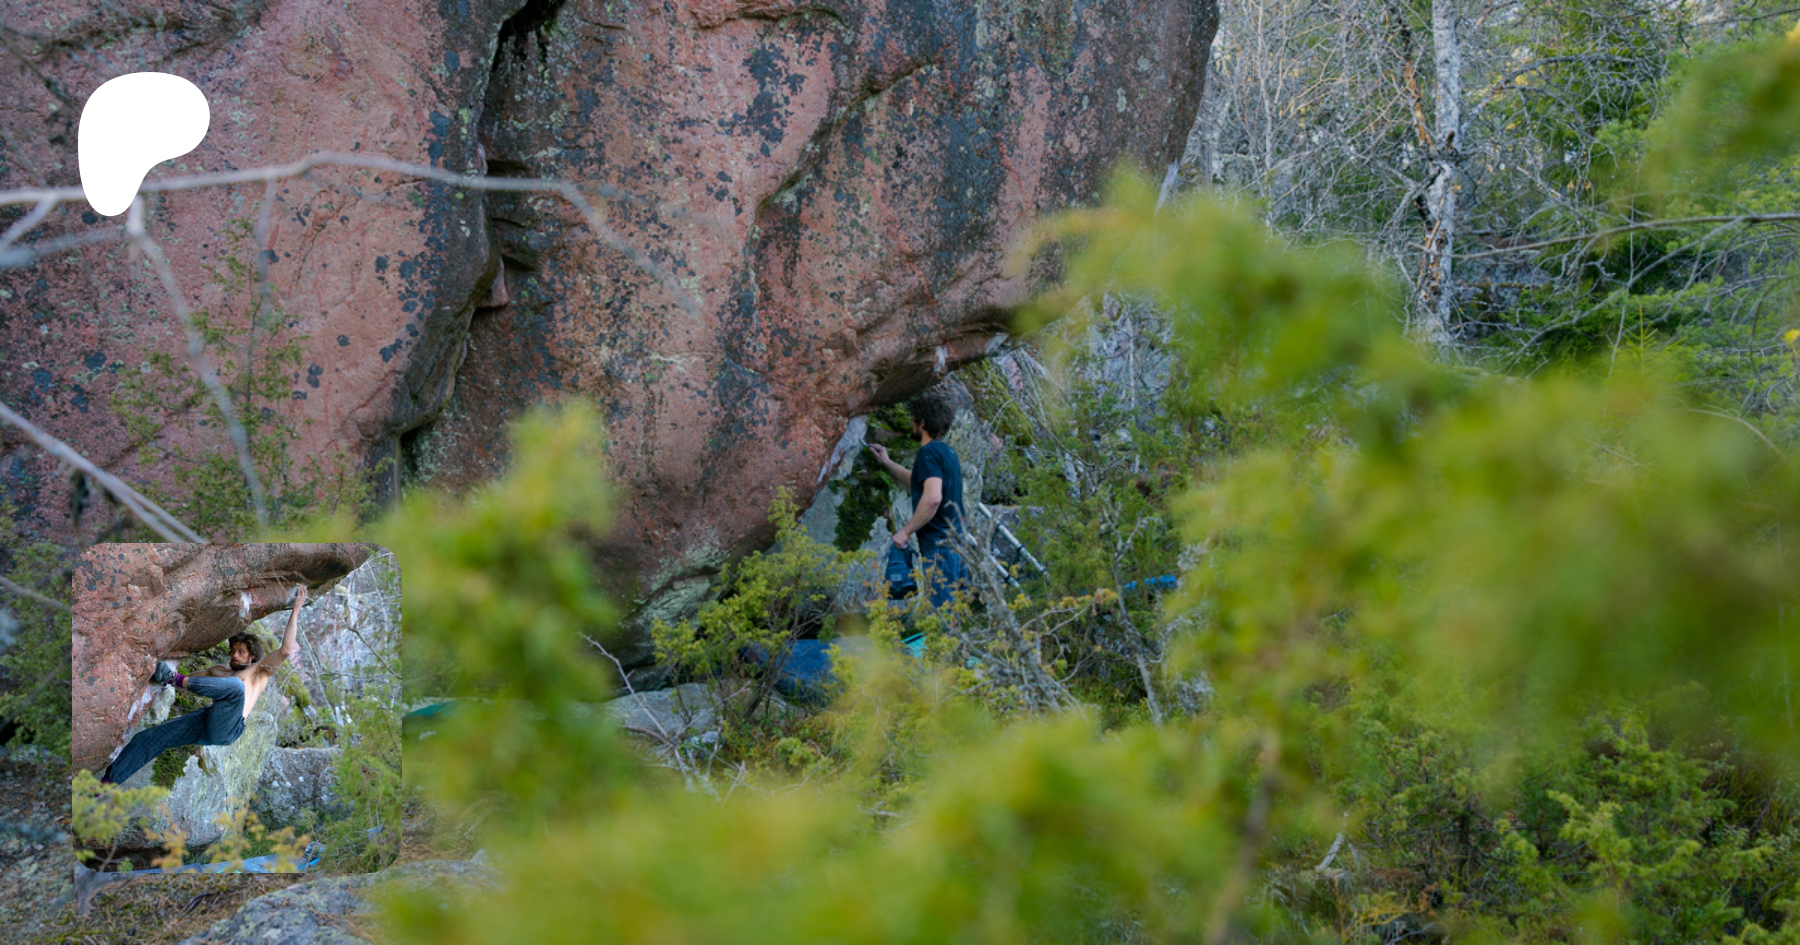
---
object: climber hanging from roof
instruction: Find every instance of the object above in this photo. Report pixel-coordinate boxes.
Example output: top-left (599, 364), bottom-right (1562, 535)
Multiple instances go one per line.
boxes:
top-left (100, 584), bottom-right (308, 785)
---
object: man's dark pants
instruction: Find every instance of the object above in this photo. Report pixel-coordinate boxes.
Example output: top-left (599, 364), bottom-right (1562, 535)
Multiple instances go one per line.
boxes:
top-left (919, 542), bottom-right (969, 610)
top-left (103, 675), bottom-right (247, 784)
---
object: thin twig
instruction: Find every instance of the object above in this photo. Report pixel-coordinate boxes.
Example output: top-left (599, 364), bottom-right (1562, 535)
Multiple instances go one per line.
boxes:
top-left (0, 197), bottom-right (56, 254)
top-left (0, 225), bottom-right (126, 269)
top-left (126, 197), bottom-right (270, 529)
top-left (582, 632), bottom-right (694, 775)
top-left (1453, 212), bottom-right (1800, 260)
top-left (0, 398), bottom-right (203, 542)
top-left (1687, 407), bottom-right (1796, 469)
top-left (0, 574), bottom-right (71, 612)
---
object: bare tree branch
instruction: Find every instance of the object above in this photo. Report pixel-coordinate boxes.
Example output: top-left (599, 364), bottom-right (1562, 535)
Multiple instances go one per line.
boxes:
top-left (126, 197), bottom-right (271, 529)
top-left (1454, 212), bottom-right (1800, 260)
top-left (0, 151), bottom-right (705, 317)
top-left (0, 196), bottom-right (57, 255)
top-left (0, 398), bottom-right (203, 542)
top-left (0, 574), bottom-right (70, 613)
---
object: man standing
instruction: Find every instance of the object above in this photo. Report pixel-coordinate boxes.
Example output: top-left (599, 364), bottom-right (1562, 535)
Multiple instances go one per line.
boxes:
top-left (100, 584), bottom-right (308, 785)
top-left (869, 389), bottom-right (968, 608)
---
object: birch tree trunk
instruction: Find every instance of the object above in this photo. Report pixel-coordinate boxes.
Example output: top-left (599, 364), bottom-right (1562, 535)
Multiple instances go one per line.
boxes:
top-left (1419, 0), bottom-right (1463, 351)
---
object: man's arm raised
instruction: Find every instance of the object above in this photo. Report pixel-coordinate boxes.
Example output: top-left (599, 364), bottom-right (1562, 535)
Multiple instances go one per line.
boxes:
top-left (256, 584), bottom-right (306, 673)
top-left (867, 443), bottom-right (912, 488)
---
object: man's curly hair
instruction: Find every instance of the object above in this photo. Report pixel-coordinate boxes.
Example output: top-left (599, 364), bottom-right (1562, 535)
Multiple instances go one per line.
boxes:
top-left (906, 388), bottom-right (957, 439)
top-left (226, 633), bottom-right (264, 664)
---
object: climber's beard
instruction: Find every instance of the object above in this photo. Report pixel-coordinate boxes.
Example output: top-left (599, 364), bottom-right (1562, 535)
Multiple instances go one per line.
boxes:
top-left (229, 658), bottom-right (249, 671)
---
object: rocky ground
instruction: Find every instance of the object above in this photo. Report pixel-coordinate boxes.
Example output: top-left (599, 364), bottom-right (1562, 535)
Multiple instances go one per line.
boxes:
top-left (0, 746), bottom-right (485, 945)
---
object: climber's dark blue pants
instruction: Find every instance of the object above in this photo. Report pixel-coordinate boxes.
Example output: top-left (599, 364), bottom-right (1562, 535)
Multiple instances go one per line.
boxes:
top-left (918, 543), bottom-right (969, 610)
top-left (102, 675), bottom-right (246, 785)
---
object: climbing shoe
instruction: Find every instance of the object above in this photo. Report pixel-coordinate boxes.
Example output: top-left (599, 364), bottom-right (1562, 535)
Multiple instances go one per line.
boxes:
top-left (150, 660), bottom-right (178, 686)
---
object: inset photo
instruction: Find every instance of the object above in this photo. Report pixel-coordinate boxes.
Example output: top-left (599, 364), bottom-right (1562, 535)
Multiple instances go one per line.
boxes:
top-left (70, 543), bottom-right (400, 875)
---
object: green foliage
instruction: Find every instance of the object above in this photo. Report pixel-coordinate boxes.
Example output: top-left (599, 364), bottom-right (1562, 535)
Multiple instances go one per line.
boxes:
top-left (317, 693), bottom-right (402, 872)
top-left (832, 405), bottom-right (916, 552)
top-left (1330, 679), bottom-right (1800, 942)
top-left (1642, 30), bottom-right (1800, 207)
top-left (1020, 173), bottom-right (1396, 437)
top-left (341, 400), bottom-right (635, 828)
top-left (1481, 30), bottom-right (1800, 424)
top-left (377, 713), bottom-right (1309, 945)
top-left (969, 300), bottom-right (1216, 714)
top-left (1501, 0), bottom-right (1679, 183)
top-left (0, 510), bottom-right (71, 756)
top-left (70, 768), bottom-right (185, 870)
top-left (653, 487), bottom-right (869, 747)
top-left (71, 768), bottom-right (166, 856)
top-left (823, 602), bottom-right (989, 809)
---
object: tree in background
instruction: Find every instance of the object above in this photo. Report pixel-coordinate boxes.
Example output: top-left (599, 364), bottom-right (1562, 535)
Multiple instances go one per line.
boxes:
top-left (1193, 0), bottom-right (1800, 380)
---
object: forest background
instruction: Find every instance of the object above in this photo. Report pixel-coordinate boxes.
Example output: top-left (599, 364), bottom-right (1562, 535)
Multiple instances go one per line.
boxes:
top-left (5, 0), bottom-right (1800, 941)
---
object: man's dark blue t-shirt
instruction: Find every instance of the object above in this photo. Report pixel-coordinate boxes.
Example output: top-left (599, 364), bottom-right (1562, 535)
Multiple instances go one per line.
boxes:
top-left (909, 439), bottom-right (964, 554)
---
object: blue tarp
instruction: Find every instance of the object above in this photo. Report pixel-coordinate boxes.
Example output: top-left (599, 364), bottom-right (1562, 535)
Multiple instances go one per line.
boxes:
top-left (745, 634), bottom-right (930, 704)
top-left (98, 826), bottom-right (384, 876)
top-left (746, 638), bottom-right (840, 705)
top-left (106, 849), bottom-right (321, 876)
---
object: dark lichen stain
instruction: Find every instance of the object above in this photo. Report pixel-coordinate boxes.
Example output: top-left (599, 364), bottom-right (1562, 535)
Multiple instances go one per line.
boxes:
top-left (426, 111), bottom-right (453, 163)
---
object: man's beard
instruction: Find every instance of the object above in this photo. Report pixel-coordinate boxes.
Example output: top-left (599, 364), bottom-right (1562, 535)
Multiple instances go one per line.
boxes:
top-left (229, 660), bottom-right (248, 670)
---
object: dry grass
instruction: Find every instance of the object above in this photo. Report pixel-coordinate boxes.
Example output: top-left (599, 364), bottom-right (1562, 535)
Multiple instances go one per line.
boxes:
top-left (30, 871), bottom-right (310, 945)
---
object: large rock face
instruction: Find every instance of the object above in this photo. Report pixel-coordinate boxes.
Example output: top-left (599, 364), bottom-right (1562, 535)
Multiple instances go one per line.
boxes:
top-left (71, 542), bottom-right (373, 773)
top-left (1, 0), bottom-right (1216, 636)
top-left (175, 860), bottom-right (501, 945)
top-left (251, 746), bottom-right (343, 831)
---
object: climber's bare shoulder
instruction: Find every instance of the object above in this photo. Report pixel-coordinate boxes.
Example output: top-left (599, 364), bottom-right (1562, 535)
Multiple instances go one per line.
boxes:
top-left (236, 661), bottom-right (278, 713)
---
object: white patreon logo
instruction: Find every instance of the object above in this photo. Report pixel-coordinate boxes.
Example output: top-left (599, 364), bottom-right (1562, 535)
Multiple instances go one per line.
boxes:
top-left (78, 72), bottom-right (210, 217)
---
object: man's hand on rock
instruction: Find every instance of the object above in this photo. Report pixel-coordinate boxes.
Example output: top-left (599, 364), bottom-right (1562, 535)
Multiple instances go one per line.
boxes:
top-left (293, 584), bottom-right (308, 608)
top-left (867, 443), bottom-right (891, 466)
top-left (150, 660), bottom-right (178, 686)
